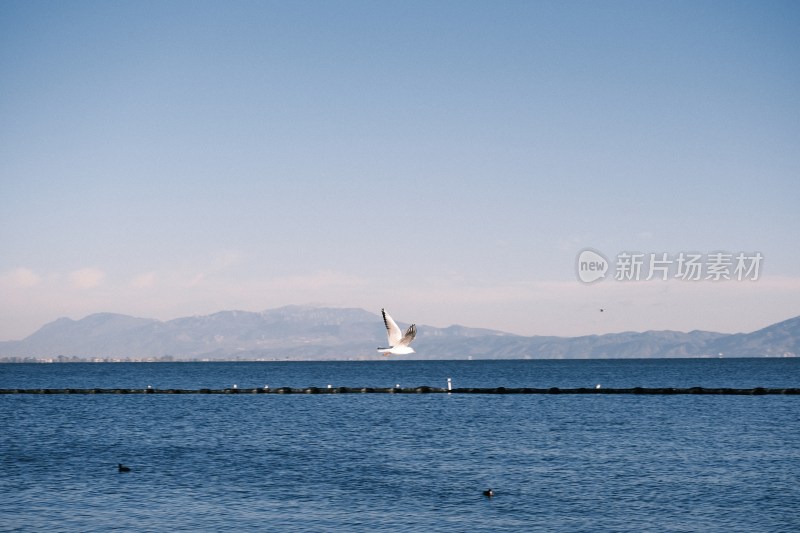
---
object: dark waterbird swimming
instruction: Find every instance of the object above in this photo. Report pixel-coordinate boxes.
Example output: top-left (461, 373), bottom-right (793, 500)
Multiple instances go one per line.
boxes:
top-left (118, 463), bottom-right (131, 472)
top-left (483, 488), bottom-right (494, 498)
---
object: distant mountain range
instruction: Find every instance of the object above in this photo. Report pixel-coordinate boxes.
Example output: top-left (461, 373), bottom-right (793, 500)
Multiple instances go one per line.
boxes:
top-left (0, 306), bottom-right (798, 361)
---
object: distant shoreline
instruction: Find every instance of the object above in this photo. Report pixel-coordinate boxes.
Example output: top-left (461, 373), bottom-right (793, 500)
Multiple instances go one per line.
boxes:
top-left (2, 354), bottom-right (797, 364)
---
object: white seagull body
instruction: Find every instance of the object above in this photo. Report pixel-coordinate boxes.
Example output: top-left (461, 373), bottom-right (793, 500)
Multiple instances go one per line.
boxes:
top-left (378, 309), bottom-right (416, 356)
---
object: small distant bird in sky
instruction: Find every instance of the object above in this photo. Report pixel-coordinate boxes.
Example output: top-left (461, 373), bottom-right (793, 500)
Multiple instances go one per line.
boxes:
top-left (118, 463), bottom-right (131, 472)
top-left (377, 309), bottom-right (416, 356)
top-left (600, 308), bottom-right (605, 312)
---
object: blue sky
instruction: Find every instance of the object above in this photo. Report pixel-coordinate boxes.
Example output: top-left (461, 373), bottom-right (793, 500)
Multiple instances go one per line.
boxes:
top-left (1, 0), bottom-right (798, 341)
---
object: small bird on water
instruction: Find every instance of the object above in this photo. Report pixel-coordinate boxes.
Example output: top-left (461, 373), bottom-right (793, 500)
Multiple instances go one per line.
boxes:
top-left (118, 463), bottom-right (131, 472)
top-left (483, 488), bottom-right (494, 498)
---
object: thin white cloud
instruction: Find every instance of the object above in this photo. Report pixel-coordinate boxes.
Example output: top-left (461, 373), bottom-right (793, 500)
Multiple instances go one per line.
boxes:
top-left (184, 250), bottom-right (245, 287)
top-left (68, 267), bottom-right (106, 290)
top-left (131, 271), bottom-right (157, 289)
top-left (0, 267), bottom-right (41, 289)
top-left (263, 270), bottom-right (366, 291)
top-left (185, 272), bottom-right (207, 288)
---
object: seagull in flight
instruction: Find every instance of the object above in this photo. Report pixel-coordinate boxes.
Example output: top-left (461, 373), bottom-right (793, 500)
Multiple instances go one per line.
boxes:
top-left (378, 308), bottom-right (416, 356)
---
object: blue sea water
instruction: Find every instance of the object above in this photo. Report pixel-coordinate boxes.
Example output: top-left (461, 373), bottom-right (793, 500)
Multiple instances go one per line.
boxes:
top-left (1, 359), bottom-right (798, 532)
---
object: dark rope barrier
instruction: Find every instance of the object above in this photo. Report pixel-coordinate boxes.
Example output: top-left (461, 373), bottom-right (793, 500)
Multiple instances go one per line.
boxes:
top-left (1, 387), bottom-right (798, 395)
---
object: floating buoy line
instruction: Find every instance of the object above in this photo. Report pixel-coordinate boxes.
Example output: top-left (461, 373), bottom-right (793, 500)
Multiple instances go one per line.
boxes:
top-left (0, 386), bottom-right (797, 395)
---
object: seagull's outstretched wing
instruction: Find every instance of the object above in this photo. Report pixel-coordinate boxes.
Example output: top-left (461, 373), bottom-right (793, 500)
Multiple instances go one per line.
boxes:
top-left (379, 309), bottom-right (417, 355)
top-left (397, 324), bottom-right (416, 347)
top-left (382, 308), bottom-right (403, 346)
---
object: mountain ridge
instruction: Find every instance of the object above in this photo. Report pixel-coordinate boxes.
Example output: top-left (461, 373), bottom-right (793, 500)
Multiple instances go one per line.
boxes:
top-left (1, 306), bottom-right (798, 361)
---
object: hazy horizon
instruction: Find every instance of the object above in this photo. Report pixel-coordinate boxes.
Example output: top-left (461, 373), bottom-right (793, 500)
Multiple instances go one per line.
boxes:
top-left (2, 1), bottom-right (799, 341)
top-left (4, 304), bottom-right (799, 344)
